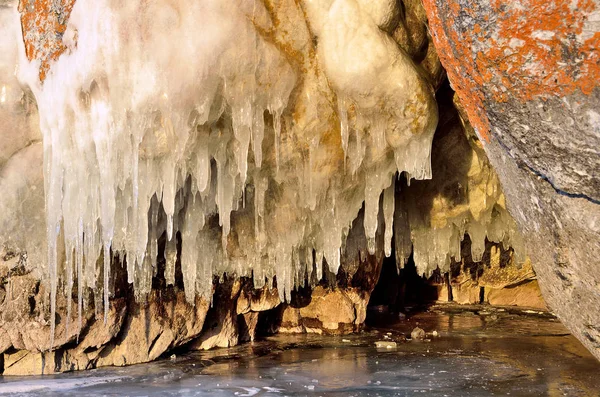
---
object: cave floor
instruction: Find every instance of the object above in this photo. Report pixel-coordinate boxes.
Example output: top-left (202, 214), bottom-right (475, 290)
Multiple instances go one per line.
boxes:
top-left (1, 305), bottom-right (599, 396)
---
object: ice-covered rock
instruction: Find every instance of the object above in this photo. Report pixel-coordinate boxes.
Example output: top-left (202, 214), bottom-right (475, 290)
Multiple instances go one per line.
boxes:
top-left (12, 0), bottom-right (435, 340)
top-left (0, 0), bottom-right (530, 371)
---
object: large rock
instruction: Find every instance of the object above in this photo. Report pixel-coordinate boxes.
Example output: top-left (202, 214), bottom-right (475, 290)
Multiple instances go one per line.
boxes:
top-left (448, 240), bottom-right (545, 309)
top-left (277, 286), bottom-right (367, 334)
top-left (486, 280), bottom-right (547, 310)
top-left (423, 0), bottom-right (600, 359)
top-left (0, 254), bottom-right (95, 355)
top-left (2, 298), bottom-right (126, 375)
top-left (95, 291), bottom-right (209, 367)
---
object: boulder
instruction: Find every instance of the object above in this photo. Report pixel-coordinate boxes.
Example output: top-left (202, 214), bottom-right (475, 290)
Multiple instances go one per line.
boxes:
top-left (423, 0), bottom-right (600, 360)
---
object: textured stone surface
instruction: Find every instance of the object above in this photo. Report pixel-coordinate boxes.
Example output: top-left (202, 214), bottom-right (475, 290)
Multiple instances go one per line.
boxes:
top-left (0, 273), bottom-right (209, 375)
top-left (95, 292), bottom-right (209, 367)
top-left (423, 0), bottom-right (600, 359)
top-left (448, 241), bottom-right (539, 305)
top-left (278, 287), bottom-right (363, 334)
top-left (0, 257), bottom-right (94, 353)
top-left (486, 280), bottom-right (547, 310)
top-left (192, 278), bottom-right (241, 351)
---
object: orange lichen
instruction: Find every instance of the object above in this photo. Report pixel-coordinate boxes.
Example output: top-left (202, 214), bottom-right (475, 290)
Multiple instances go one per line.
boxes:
top-left (482, 0), bottom-right (600, 101)
top-left (423, 0), bottom-right (600, 143)
top-left (18, 0), bottom-right (76, 82)
top-left (422, 0), bottom-right (492, 142)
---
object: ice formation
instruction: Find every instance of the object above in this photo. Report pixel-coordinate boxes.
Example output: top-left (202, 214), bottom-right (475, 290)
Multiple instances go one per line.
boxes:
top-left (1, 0), bottom-right (526, 348)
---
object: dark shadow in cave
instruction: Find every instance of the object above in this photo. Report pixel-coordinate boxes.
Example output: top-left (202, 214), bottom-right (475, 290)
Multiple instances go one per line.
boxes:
top-left (366, 244), bottom-right (442, 325)
top-left (364, 79), bottom-right (471, 324)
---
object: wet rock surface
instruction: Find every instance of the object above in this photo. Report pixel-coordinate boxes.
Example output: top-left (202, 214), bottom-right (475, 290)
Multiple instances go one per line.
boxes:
top-left (1, 308), bottom-right (599, 396)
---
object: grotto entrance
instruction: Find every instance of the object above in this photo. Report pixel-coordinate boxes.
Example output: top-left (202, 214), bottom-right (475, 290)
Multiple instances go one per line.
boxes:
top-left (367, 250), bottom-right (442, 318)
top-left (366, 231), bottom-right (549, 330)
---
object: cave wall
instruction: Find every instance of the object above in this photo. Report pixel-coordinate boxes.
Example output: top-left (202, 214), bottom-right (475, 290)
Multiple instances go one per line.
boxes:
top-left (0, 0), bottom-right (589, 374)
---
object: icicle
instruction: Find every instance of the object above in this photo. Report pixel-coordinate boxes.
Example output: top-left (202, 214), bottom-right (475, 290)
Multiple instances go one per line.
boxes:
top-left (215, 156), bottom-right (233, 251)
top-left (371, 117), bottom-right (386, 152)
top-left (350, 127), bottom-right (365, 175)
top-left (103, 242), bottom-right (110, 324)
top-left (232, 105), bottom-right (251, 188)
top-left (181, 196), bottom-right (205, 303)
top-left (254, 172), bottom-right (267, 250)
top-left (315, 250), bottom-right (324, 282)
top-left (76, 219), bottom-right (84, 336)
top-left (364, 177), bottom-right (381, 254)
top-left (45, 139), bottom-right (63, 351)
top-left (65, 243), bottom-right (73, 337)
top-left (383, 178), bottom-right (395, 257)
top-left (196, 136), bottom-right (211, 194)
top-left (272, 109), bottom-right (281, 172)
top-left (468, 221), bottom-right (487, 263)
top-left (164, 237), bottom-right (177, 286)
top-left (338, 97), bottom-right (349, 160)
top-left (48, 237), bottom-right (58, 351)
top-left (163, 165), bottom-right (176, 241)
top-left (252, 107), bottom-right (265, 168)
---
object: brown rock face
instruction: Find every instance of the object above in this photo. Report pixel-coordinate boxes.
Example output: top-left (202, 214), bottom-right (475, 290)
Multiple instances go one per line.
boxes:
top-left (192, 278), bottom-right (241, 350)
top-left (2, 299), bottom-right (126, 375)
top-left (0, 260), bottom-right (93, 354)
top-left (423, 0), bottom-right (600, 359)
top-left (278, 287), bottom-right (365, 334)
top-left (0, 267), bottom-right (210, 375)
top-left (447, 240), bottom-right (545, 309)
top-left (486, 280), bottom-right (547, 310)
top-left (95, 292), bottom-right (209, 368)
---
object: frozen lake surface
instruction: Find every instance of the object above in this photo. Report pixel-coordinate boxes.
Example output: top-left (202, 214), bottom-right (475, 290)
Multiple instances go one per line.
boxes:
top-left (1, 306), bottom-right (599, 396)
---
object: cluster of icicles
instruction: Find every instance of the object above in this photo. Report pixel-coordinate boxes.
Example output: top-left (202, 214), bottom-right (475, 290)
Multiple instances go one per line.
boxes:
top-left (11, 0), bottom-right (525, 347)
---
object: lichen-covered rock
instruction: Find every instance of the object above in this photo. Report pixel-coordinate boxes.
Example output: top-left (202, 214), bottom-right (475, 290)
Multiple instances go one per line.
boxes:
top-left (423, 0), bottom-right (600, 360)
top-left (18, 0), bottom-right (76, 82)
